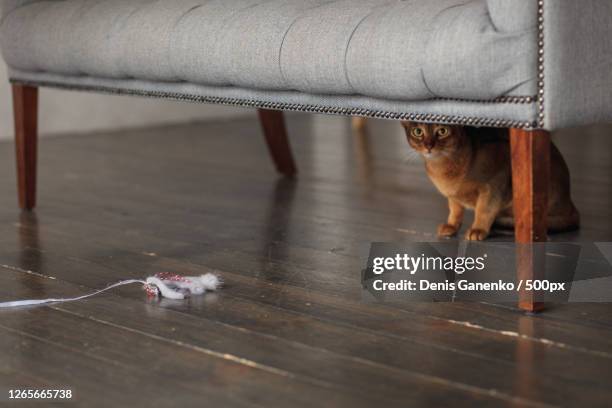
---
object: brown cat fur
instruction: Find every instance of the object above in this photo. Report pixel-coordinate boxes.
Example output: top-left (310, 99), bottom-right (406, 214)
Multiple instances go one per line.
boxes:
top-left (401, 122), bottom-right (579, 241)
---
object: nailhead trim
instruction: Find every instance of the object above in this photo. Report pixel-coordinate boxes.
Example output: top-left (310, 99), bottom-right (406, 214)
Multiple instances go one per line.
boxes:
top-left (438, 95), bottom-right (536, 104)
top-left (537, 0), bottom-right (546, 129)
top-left (10, 78), bottom-right (539, 129)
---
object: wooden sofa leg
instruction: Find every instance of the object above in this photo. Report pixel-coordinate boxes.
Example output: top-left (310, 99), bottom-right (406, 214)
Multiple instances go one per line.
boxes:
top-left (257, 109), bottom-right (297, 177)
top-left (12, 84), bottom-right (38, 211)
top-left (510, 128), bottom-right (550, 313)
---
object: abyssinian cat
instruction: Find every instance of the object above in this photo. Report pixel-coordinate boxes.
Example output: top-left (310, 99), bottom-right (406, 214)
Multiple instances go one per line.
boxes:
top-left (401, 122), bottom-right (579, 241)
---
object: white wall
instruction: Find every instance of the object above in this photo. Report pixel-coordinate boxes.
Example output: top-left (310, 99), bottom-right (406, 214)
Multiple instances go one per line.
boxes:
top-left (0, 63), bottom-right (254, 140)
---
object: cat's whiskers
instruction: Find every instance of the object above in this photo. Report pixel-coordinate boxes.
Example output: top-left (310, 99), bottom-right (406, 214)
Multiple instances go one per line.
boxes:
top-left (403, 148), bottom-right (422, 163)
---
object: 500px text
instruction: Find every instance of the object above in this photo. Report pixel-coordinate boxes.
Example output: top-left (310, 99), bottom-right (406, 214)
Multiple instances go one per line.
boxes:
top-left (373, 280), bottom-right (566, 293)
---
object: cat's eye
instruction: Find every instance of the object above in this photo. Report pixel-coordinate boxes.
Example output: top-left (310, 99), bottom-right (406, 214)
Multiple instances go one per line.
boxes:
top-left (436, 127), bottom-right (450, 138)
top-left (411, 127), bottom-right (424, 139)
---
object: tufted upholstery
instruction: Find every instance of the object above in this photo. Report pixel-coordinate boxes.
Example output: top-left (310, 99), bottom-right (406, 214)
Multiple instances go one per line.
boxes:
top-left (0, 0), bottom-right (538, 102)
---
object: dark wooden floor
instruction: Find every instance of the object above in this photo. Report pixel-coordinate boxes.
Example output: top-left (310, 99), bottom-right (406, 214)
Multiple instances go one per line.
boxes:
top-left (1, 113), bottom-right (612, 407)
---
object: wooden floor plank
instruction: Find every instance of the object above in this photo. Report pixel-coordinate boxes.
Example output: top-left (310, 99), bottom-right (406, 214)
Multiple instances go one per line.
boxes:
top-left (6, 206), bottom-right (612, 343)
top-left (0, 270), bottom-right (520, 408)
top-left (0, 323), bottom-right (248, 408)
top-left (0, 115), bottom-right (611, 406)
top-left (0, 257), bottom-right (610, 407)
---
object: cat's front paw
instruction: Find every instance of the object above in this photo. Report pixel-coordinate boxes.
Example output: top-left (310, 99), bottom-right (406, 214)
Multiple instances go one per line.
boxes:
top-left (437, 223), bottom-right (459, 238)
top-left (465, 228), bottom-right (489, 241)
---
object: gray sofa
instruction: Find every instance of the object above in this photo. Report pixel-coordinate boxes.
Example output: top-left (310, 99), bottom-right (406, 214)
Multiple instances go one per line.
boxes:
top-left (3, 0), bottom-right (612, 311)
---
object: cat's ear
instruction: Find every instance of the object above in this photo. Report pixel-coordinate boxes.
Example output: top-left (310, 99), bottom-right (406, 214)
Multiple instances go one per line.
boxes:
top-left (400, 121), bottom-right (414, 129)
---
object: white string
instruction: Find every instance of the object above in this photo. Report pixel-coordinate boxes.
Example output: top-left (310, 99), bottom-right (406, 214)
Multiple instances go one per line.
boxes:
top-left (0, 279), bottom-right (147, 309)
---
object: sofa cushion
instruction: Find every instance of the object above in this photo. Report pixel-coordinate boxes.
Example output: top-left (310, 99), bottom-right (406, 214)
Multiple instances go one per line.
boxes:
top-left (0, 0), bottom-right (538, 101)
